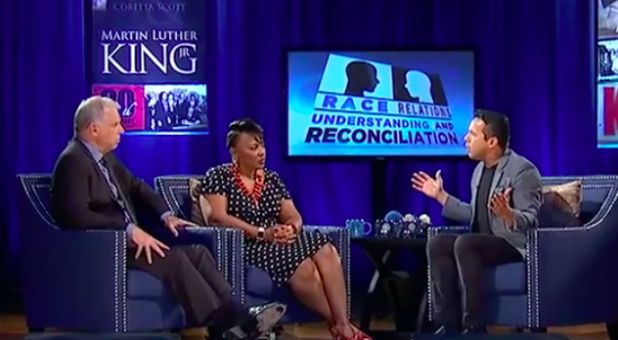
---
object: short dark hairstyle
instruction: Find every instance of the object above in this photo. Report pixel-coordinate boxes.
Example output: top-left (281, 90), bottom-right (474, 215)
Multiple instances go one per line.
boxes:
top-left (226, 118), bottom-right (264, 148)
top-left (474, 109), bottom-right (510, 149)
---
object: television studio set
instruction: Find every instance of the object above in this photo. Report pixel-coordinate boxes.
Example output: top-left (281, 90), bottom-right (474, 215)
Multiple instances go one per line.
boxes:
top-left (0, 0), bottom-right (617, 339)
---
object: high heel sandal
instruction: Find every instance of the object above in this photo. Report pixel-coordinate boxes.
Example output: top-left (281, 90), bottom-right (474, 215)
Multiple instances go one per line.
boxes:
top-left (354, 330), bottom-right (372, 340)
top-left (329, 325), bottom-right (357, 340)
top-left (351, 325), bottom-right (372, 340)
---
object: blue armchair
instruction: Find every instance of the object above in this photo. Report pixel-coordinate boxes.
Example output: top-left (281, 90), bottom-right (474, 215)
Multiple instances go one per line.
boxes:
top-left (427, 175), bottom-right (618, 329)
top-left (17, 174), bottom-right (226, 333)
top-left (154, 175), bottom-right (351, 323)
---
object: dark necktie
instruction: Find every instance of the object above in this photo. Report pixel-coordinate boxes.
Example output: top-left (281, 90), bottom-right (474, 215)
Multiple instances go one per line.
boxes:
top-left (99, 158), bottom-right (134, 224)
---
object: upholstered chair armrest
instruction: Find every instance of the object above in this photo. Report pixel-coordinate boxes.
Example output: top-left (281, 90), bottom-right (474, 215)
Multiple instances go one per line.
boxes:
top-left (303, 225), bottom-right (348, 254)
top-left (21, 228), bottom-right (128, 332)
top-left (427, 225), bottom-right (469, 238)
top-left (214, 227), bottom-right (245, 302)
top-left (526, 213), bottom-right (618, 326)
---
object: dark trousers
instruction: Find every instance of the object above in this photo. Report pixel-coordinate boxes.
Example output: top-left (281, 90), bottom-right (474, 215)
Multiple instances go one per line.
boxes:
top-left (128, 244), bottom-right (233, 326)
top-left (427, 233), bottom-right (522, 328)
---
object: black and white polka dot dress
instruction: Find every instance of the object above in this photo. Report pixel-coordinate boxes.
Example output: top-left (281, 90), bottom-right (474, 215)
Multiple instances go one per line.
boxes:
top-left (199, 164), bottom-right (332, 285)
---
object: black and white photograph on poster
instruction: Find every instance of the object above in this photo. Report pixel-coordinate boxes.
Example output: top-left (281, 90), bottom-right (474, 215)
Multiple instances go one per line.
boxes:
top-left (145, 84), bottom-right (208, 132)
top-left (599, 39), bottom-right (618, 80)
top-left (599, 0), bottom-right (618, 39)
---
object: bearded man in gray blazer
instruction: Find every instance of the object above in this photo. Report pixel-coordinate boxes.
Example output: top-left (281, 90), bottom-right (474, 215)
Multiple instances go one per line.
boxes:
top-left (411, 109), bottom-right (542, 335)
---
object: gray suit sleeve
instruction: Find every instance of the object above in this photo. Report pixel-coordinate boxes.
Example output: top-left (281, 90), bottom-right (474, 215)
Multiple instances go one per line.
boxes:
top-left (510, 163), bottom-right (542, 231)
top-left (441, 163), bottom-right (481, 224)
top-left (442, 195), bottom-right (473, 223)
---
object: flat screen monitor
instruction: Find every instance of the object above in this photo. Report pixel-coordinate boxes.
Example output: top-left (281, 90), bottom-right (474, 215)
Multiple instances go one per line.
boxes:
top-left (286, 50), bottom-right (474, 157)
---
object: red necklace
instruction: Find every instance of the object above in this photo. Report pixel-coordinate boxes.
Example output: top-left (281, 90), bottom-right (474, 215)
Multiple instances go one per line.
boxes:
top-left (231, 164), bottom-right (264, 207)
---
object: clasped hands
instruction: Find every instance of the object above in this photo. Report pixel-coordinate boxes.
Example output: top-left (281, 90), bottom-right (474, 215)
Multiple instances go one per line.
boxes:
top-left (264, 224), bottom-right (298, 245)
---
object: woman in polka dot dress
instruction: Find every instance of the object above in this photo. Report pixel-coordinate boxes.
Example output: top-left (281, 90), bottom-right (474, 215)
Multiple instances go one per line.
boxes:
top-left (199, 118), bottom-right (370, 340)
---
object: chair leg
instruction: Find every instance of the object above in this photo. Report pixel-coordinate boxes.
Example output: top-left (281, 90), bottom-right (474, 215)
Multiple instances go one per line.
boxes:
top-left (530, 327), bottom-right (547, 333)
top-left (515, 327), bottom-right (545, 333)
top-left (607, 321), bottom-right (618, 340)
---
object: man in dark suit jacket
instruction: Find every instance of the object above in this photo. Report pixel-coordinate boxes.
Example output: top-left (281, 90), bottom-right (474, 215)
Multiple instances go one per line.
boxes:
top-left (412, 110), bottom-right (542, 335)
top-left (51, 96), bottom-right (283, 339)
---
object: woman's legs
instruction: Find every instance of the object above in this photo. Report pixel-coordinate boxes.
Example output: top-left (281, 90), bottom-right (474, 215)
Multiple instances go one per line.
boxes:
top-left (290, 243), bottom-right (362, 338)
top-left (288, 257), bottom-right (334, 323)
top-left (311, 243), bottom-right (350, 330)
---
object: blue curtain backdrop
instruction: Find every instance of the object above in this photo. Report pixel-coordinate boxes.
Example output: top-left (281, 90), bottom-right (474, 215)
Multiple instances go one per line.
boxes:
top-left (1, 0), bottom-right (617, 300)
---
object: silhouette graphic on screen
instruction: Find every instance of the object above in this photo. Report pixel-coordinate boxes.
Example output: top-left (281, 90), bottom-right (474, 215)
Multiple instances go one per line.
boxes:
top-left (405, 70), bottom-right (434, 104)
top-left (344, 61), bottom-right (379, 96)
top-left (392, 66), bottom-right (449, 106)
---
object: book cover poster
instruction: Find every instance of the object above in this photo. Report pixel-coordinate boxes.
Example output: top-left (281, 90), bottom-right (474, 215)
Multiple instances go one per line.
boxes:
top-left (89, 0), bottom-right (208, 134)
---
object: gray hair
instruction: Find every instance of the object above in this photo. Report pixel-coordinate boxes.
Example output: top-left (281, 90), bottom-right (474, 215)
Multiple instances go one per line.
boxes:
top-left (74, 96), bottom-right (120, 135)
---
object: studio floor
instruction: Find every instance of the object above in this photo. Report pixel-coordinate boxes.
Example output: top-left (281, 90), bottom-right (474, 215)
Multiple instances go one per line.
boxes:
top-left (0, 314), bottom-right (610, 340)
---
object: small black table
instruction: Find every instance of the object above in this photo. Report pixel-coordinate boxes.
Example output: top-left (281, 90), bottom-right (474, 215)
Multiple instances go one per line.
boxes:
top-left (352, 237), bottom-right (431, 336)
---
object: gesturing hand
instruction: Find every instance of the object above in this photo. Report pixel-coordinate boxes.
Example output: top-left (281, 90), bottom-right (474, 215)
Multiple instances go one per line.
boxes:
top-left (411, 170), bottom-right (447, 204)
top-left (131, 226), bottom-right (170, 265)
top-left (490, 187), bottom-right (515, 229)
